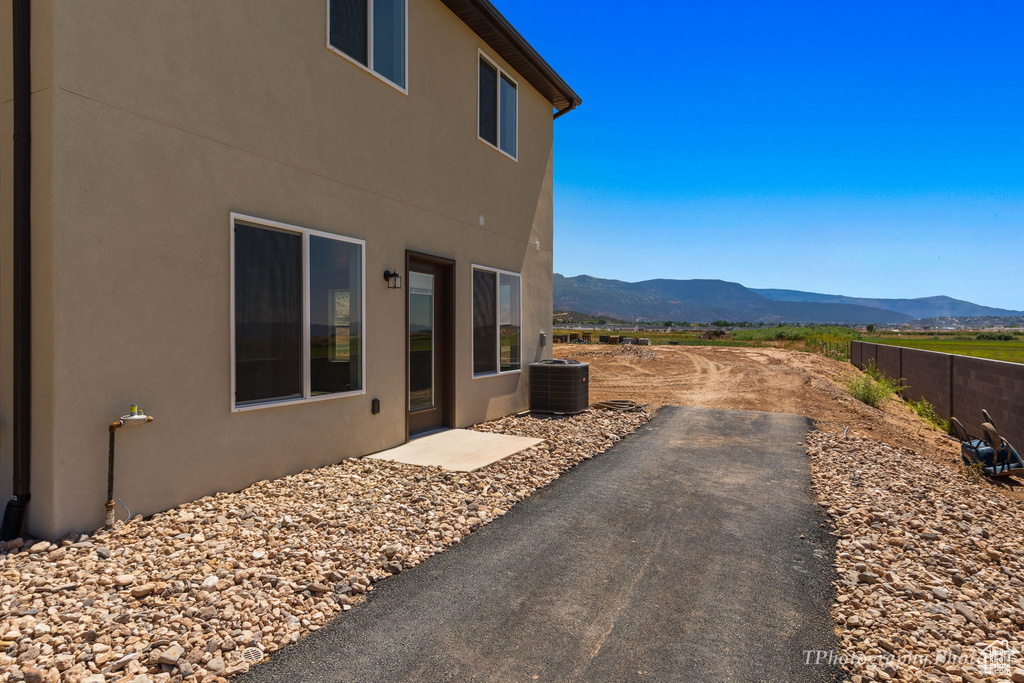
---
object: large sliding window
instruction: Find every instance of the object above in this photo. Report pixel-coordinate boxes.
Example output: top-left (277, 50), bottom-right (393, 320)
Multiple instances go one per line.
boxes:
top-left (473, 266), bottom-right (521, 376)
top-left (478, 53), bottom-right (518, 159)
top-left (328, 0), bottom-right (407, 91)
top-left (232, 214), bottom-right (364, 410)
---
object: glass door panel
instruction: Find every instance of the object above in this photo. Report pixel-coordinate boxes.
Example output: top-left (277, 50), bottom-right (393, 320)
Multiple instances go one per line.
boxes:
top-left (408, 271), bottom-right (434, 410)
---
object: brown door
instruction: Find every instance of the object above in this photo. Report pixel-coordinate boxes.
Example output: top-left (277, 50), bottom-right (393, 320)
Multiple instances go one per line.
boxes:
top-left (407, 253), bottom-right (454, 437)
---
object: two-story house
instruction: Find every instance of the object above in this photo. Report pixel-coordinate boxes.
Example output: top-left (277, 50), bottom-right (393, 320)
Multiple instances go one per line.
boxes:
top-left (0, 0), bottom-right (580, 539)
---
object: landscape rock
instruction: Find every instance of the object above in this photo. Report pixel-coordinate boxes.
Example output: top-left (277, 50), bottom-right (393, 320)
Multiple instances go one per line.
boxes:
top-left (0, 407), bottom-right (650, 678)
top-left (809, 429), bottom-right (1024, 682)
top-left (108, 652), bottom-right (142, 671)
top-left (223, 661), bottom-right (250, 676)
top-left (129, 583), bottom-right (155, 598)
top-left (157, 644), bottom-right (184, 665)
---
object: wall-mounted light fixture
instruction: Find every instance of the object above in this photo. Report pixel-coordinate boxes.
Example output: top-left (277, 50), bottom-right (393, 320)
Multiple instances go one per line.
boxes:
top-left (383, 270), bottom-right (402, 289)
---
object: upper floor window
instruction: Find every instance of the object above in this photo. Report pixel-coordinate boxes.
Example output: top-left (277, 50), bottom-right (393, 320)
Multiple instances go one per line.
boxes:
top-left (478, 53), bottom-right (517, 159)
top-left (329, 0), bottom-right (407, 91)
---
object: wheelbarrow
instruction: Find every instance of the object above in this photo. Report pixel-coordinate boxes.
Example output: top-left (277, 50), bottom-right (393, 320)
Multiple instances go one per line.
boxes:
top-left (951, 409), bottom-right (1024, 477)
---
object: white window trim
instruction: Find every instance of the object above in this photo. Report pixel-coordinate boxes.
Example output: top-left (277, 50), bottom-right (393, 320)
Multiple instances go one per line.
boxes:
top-left (230, 212), bottom-right (367, 412)
top-left (472, 264), bottom-right (523, 378)
top-left (326, 0), bottom-right (409, 95)
top-left (477, 50), bottom-right (519, 162)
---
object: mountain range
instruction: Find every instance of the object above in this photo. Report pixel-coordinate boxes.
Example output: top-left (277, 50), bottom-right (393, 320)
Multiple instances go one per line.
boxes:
top-left (750, 289), bottom-right (1021, 319)
top-left (553, 274), bottom-right (1024, 324)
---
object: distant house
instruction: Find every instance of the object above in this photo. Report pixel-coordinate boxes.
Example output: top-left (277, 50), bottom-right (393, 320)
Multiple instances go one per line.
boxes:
top-left (1, 0), bottom-right (580, 538)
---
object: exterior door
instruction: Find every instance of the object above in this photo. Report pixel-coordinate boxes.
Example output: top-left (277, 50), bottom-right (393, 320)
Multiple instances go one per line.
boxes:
top-left (407, 254), bottom-right (454, 436)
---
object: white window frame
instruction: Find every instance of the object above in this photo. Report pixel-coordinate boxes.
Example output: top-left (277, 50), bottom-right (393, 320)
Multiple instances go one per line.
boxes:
top-left (230, 212), bottom-right (367, 412)
top-left (472, 264), bottom-right (523, 378)
top-left (326, 0), bottom-right (409, 95)
top-left (477, 50), bottom-right (519, 161)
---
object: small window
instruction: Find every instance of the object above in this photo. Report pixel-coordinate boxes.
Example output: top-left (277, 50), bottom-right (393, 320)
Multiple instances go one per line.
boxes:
top-left (232, 214), bottom-right (365, 410)
top-left (473, 266), bottom-right (521, 376)
top-left (478, 54), bottom-right (517, 159)
top-left (329, 0), bottom-right (407, 90)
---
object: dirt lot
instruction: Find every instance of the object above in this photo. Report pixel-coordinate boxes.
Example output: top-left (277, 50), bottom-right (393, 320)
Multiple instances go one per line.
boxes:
top-left (557, 343), bottom-right (1023, 501)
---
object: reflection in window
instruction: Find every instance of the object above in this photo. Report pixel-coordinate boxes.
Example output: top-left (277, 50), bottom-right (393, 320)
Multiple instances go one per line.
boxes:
top-left (499, 75), bottom-right (517, 157)
top-left (232, 217), bottom-right (363, 409)
top-left (310, 235), bottom-right (362, 396)
top-left (329, 0), bottom-right (407, 89)
top-left (409, 272), bottom-right (434, 410)
top-left (328, 0), bottom-right (368, 66)
top-left (478, 58), bottom-right (498, 147)
top-left (499, 272), bottom-right (521, 372)
top-left (473, 269), bottom-right (497, 375)
top-left (478, 55), bottom-right (517, 158)
top-left (473, 267), bottom-right (520, 376)
top-left (373, 0), bottom-right (406, 87)
top-left (234, 226), bottom-right (303, 405)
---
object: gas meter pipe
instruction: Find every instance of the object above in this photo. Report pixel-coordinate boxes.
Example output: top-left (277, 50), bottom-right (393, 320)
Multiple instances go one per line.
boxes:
top-left (106, 416), bottom-right (153, 527)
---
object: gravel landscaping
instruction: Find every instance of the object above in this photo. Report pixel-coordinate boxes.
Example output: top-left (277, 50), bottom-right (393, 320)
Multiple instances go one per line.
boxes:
top-left (0, 408), bottom-right (651, 683)
top-left (809, 430), bottom-right (1024, 683)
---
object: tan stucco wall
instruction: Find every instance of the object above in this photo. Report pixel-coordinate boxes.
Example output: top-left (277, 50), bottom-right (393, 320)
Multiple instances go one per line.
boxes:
top-left (17, 0), bottom-right (557, 537)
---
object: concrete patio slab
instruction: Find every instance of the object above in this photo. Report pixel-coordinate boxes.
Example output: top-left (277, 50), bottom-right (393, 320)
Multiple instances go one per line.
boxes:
top-left (365, 429), bottom-right (543, 472)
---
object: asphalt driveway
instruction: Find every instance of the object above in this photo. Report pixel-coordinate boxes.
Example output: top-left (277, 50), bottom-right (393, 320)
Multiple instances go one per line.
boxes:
top-left (239, 406), bottom-right (844, 682)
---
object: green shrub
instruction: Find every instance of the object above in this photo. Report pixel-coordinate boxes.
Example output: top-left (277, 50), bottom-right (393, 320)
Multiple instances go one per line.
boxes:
top-left (733, 325), bottom-right (861, 342)
top-left (845, 361), bottom-right (906, 407)
top-left (845, 374), bottom-right (891, 407)
top-left (962, 461), bottom-right (986, 483)
top-left (806, 332), bottom-right (851, 361)
top-left (906, 398), bottom-right (950, 432)
top-left (976, 332), bottom-right (1014, 341)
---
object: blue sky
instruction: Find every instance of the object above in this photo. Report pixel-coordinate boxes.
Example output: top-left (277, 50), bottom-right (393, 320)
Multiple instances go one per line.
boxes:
top-left (494, 1), bottom-right (1024, 310)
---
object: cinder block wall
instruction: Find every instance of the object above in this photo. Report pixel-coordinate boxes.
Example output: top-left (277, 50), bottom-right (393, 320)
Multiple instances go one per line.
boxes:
top-left (851, 341), bottom-right (1024, 450)
top-left (875, 345), bottom-right (902, 384)
top-left (901, 350), bottom-right (953, 418)
top-left (953, 357), bottom-right (1024, 447)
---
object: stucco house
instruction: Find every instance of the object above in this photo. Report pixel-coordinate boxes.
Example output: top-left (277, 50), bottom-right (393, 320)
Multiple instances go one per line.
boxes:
top-left (1, 0), bottom-right (580, 539)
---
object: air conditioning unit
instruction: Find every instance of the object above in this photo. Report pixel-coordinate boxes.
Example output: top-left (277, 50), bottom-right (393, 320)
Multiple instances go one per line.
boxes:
top-left (529, 359), bottom-right (589, 415)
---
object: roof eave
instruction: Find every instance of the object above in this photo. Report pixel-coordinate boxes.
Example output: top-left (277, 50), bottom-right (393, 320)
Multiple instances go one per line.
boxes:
top-left (439, 0), bottom-right (582, 115)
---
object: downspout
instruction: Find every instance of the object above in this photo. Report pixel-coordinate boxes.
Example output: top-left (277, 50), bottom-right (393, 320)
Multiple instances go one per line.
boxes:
top-left (2, 0), bottom-right (32, 541)
top-left (553, 102), bottom-right (576, 120)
